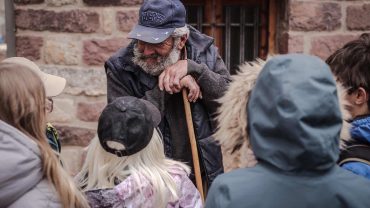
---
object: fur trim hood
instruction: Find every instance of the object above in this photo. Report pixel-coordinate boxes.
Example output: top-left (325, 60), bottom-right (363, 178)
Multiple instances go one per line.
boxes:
top-left (215, 56), bottom-right (351, 172)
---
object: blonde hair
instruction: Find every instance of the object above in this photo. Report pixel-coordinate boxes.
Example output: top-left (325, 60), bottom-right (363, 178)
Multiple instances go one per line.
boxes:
top-left (76, 128), bottom-right (190, 207)
top-left (0, 63), bottom-right (89, 208)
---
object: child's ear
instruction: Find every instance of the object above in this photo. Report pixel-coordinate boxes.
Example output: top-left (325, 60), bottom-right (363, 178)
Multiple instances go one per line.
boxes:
top-left (355, 87), bottom-right (368, 105)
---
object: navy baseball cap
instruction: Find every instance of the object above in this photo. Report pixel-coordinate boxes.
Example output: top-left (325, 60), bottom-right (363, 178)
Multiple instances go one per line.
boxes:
top-left (97, 96), bottom-right (161, 157)
top-left (128, 0), bottom-right (186, 44)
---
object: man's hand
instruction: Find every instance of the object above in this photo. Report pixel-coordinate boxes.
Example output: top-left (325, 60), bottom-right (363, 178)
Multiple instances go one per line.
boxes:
top-left (158, 60), bottom-right (187, 93)
top-left (180, 75), bottom-right (202, 102)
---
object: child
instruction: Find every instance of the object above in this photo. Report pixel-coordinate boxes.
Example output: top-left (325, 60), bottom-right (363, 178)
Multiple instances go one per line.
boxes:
top-left (2, 57), bottom-right (66, 153)
top-left (326, 33), bottom-right (370, 179)
top-left (0, 62), bottom-right (88, 207)
top-left (206, 54), bottom-right (370, 208)
top-left (75, 96), bottom-right (202, 208)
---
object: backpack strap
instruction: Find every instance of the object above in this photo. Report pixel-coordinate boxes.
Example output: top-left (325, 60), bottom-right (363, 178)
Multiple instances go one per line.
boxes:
top-left (338, 144), bottom-right (370, 166)
top-left (46, 123), bottom-right (61, 153)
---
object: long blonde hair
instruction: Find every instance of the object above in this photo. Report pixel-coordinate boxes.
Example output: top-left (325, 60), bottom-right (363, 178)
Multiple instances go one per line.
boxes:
top-left (0, 63), bottom-right (89, 208)
top-left (76, 128), bottom-right (190, 207)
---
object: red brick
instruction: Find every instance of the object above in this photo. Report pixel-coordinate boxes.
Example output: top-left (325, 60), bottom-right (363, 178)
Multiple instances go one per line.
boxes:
top-left (15, 9), bottom-right (99, 33)
top-left (56, 125), bottom-right (95, 146)
top-left (290, 2), bottom-right (341, 31)
top-left (117, 10), bottom-right (139, 32)
top-left (83, 0), bottom-right (142, 6)
top-left (16, 36), bottom-right (43, 61)
top-left (77, 101), bottom-right (106, 122)
top-left (83, 38), bottom-right (130, 66)
top-left (347, 4), bottom-right (370, 30)
top-left (278, 33), bottom-right (304, 54)
top-left (310, 35), bottom-right (357, 60)
top-left (14, 0), bottom-right (44, 4)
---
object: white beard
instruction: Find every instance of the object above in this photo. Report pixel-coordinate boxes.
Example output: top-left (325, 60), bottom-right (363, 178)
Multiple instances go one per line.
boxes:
top-left (132, 39), bottom-right (181, 76)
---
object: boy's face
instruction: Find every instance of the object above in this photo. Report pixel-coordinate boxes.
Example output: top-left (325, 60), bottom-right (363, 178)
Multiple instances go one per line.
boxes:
top-left (344, 87), bottom-right (370, 118)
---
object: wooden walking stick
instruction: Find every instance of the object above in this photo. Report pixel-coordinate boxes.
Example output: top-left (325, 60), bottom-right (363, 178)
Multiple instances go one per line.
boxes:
top-left (182, 89), bottom-right (205, 202)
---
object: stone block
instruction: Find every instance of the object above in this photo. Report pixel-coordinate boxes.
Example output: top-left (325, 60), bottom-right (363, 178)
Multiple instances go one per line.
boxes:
top-left (44, 39), bottom-right (79, 65)
top-left (56, 125), bottom-right (96, 146)
top-left (42, 65), bottom-right (107, 96)
top-left (77, 101), bottom-right (106, 122)
top-left (46, 0), bottom-right (76, 7)
top-left (347, 4), bottom-right (370, 30)
top-left (83, 38), bottom-right (129, 66)
top-left (47, 98), bottom-right (74, 123)
top-left (14, 0), bottom-right (44, 4)
top-left (116, 10), bottom-right (139, 32)
top-left (15, 9), bottom-right (99, 33)
top-left (83, 0), bottom-right (142, 6)
top-left (16, 36), bottom-right (43, 61)
top-left (102, 9), bottom-right (114, 35)
top-left (310, 35), bottom-right (357, 60)
top-left (60, 146), bottom-right (87, 176)
top-left (290, 2), bottom-right (341, 31)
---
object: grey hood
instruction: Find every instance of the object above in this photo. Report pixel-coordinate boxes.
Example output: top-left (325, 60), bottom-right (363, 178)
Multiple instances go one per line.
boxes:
top-left (0, 120), bottom-right (43, 207)
top-left (247, 54), bottom-right (342, 172)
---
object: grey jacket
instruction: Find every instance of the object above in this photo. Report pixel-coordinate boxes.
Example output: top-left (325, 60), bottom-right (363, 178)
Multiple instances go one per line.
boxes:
top-left (0, 120), bottom-right (61, 208)
top-left (105, 26), bottom-right (230, 185)
top-left (206, 54), bottom-right (370, 208)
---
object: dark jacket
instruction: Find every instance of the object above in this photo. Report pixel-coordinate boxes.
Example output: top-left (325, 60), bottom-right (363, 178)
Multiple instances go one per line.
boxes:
top-left (206, 54), bottom-right (370, 208)
top-left (105, 26), bottom-right (230, 185)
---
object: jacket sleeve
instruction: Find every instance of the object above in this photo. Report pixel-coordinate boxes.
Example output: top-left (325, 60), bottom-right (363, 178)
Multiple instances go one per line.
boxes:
top-left (187, 55), bottom-right (231, 114)
top-left (176, 174), bottom-right (203, 208)
top-left (106, 67), bottom-right (169, 117)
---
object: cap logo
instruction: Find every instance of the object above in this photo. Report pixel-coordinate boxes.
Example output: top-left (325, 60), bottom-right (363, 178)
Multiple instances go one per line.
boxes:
top-left (141, 11), bottom-right (165, 25)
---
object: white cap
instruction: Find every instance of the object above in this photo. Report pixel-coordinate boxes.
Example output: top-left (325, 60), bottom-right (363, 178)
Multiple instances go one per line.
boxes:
top-left (2, 57), bottom-right (66, 97)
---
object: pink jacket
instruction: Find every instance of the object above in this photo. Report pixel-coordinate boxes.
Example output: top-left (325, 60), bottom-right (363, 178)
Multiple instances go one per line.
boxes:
top-left (85, 165), bottom-right (202, 208)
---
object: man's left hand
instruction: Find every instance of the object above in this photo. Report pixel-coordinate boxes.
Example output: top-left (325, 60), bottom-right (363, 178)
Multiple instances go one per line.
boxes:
top-left (158, 60), bottom-right (187, 93)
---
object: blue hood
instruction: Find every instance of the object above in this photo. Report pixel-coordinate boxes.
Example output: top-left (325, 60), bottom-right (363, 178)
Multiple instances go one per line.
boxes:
top-left (351, 116), bottom-right (370, 144)
top-left (247, 54), bottom-right (342, 172)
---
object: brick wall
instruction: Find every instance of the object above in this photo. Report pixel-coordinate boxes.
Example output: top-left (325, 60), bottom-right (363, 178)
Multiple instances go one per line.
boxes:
top-left (14, 0), bottom-right (142, 175)
top-left (278, 0), bottom-right (370, 60)
top-left (13, 0), bottom-right (370, 174)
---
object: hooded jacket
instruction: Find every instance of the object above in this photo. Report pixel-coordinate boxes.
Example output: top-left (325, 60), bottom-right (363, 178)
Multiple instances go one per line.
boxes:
top-left (105, 25), bottom-right (230, 185)
top-left (0, 120), bottom-right (61, 208)
top-left (206, 54), bottom-right (370, 208)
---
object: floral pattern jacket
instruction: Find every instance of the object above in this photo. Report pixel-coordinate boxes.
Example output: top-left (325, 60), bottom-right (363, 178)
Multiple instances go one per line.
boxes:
top-left (85, 165), bottom-right (202, 208)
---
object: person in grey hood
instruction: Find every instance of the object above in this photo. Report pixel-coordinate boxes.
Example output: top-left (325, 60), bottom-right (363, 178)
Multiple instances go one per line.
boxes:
top-left (205, 54), bottom-right (370, 208)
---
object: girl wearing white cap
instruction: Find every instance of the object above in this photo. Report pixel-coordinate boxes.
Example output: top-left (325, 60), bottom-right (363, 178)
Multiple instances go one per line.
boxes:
top-left (2, 57), bottom-right (66, 153)
top-left (0, 62), bottom-right (88, 207)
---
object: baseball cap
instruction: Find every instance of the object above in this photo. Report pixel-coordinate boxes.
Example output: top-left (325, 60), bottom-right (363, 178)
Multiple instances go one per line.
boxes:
top-left (97, 96), bottom-right (161, 157)
top-left (128, 0), bottom-right (186, 44)
top-left (1, 57), bottom-right (66, 97)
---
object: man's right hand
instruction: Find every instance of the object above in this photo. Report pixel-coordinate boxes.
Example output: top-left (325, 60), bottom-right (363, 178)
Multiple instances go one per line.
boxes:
top-left (180, 75), bottom-right (202, 102)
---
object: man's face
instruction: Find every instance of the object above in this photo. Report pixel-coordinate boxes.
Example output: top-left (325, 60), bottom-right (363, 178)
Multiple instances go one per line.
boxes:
top-left (132, 37), bottom-right (181, 76)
